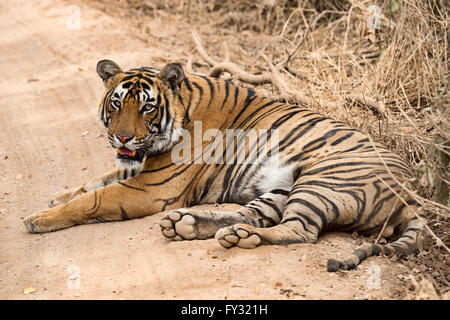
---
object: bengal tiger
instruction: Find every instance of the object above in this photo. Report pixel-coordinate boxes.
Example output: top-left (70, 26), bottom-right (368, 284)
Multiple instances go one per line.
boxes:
top-left (24, 60), bottom-right (424, 271)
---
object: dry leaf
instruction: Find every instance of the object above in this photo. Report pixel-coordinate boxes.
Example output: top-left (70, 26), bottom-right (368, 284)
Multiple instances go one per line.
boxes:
top-left (23, 286), bottom-right (37, 295)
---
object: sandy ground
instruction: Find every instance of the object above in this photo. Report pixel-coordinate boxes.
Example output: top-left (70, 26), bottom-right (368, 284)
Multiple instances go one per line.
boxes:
top-left (0, 0), bottom-right (416, 300)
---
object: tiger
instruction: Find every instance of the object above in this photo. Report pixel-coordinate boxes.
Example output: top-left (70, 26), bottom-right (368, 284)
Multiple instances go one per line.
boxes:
top-left (24, 59), bottom-right (425, 272)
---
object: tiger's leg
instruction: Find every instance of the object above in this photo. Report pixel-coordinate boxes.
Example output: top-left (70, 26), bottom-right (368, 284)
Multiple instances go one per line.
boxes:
top-left (327, 204), bottom-right (424, 271)
top-left (49, 167), bottom-right (138, 207)
top-left (215, 181), bottom-right (349, 249)
top-left (159, 189), bottom-right (288, 241)
top-left (24, 176), bottom-right (154, 233)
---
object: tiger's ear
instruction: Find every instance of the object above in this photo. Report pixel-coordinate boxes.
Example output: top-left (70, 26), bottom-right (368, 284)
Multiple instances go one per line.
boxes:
top-left (96, 60), bottom-right (123, 85)
top-left (158, 63), bottom-right (185, 91)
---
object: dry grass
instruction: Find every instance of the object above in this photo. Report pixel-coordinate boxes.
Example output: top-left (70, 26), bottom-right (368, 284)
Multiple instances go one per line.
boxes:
top-left (86, 0), bottom-right (449, 296)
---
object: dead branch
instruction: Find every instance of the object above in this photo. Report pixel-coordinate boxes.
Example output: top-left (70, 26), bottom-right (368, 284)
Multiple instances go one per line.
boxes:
top-left (192, 27), bottom-right (399, 118)
top-left (261, 54), bottom-right (311, 105)
top-left (347, 93), bottom-right (387, 118)
top-left (192, 27), bottom-right (348, 109)
top-left (192, 28), bottom-right (272, 84)
top-left (208, 62), bottom-right (272, 84)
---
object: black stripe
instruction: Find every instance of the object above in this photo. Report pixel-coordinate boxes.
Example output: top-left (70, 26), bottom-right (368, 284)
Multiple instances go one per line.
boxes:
top-left (271, 189), bottom-right (290, 196)
top-left (322, 166), bottom-right (373, 176)
top-left (183, 77), bottom-right (193, 92)
top-left (280, 216), bottom-right (310, 233)
top-left (353, 248), bottom-right (368, 261)
top-left (246, 204), bottom-right (277, 226)
top-left (259, 198), bottom-right (283, 220)
top-left (403, 227), bottom-right (421, 233)
top-left (120, 206), bottom-right (130, 220)
top-left (365, 192), bottom-right (396, 224)
top-left (220, 80), bottom-right (230, 110)
top-left (371, 243), bottom-right (382, 255)
top-left (231, 85), bottom-right (239, 111)
top-left (331, 132), bottom-right (355, 146)
top-left (118, 181), bottom-right (146, 191)
top-left (302, 161), bottom-right (384, 176)
top-left (382, 246), bottom-right (393, 255)
top-left (289, 189), bottom-right (340, 224)
top-left (298, 180), bottom-right (366, 188)
top-left (286, 198), bottom-right (327, 229)
top-left (401, 234), bottom-right (415, 240)
top-left (275, 116), bottom-right (328, 154)
top-left (193, 82), bottom-right (203, 97)
top-left (201, 76), bottom-right (215, 107)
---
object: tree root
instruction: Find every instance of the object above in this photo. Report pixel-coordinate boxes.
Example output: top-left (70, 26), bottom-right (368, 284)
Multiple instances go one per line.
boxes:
top-left (191, 27), bottom-right (386, 118)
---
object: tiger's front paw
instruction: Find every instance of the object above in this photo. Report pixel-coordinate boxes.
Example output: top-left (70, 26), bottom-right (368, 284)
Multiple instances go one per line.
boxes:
top-left (48, 188), bottom-right (82, 208)
top-left (24, 208), bottom-right (71, 233)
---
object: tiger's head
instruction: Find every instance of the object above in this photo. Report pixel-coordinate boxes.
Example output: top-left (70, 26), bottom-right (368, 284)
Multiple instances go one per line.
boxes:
top-left (96, 60), bottom-right (186, 169)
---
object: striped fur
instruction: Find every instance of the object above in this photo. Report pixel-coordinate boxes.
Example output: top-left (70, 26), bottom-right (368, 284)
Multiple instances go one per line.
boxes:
top-left (24, 61), bottom-right (424, 271)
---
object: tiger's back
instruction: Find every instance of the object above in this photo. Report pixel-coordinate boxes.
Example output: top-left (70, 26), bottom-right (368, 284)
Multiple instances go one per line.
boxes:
top-left (173, 72), bottom-right (418, 231)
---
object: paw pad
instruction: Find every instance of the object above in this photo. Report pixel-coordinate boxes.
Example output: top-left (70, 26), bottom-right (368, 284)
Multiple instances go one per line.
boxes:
top-left (159, 210), bottom-right (197, 241)
top-left (215, 224), bottom-right (261, 249)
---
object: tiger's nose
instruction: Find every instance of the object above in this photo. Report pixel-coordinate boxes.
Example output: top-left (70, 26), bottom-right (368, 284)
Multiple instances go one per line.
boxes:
top-left (116, 134), bottom-right (134, 143)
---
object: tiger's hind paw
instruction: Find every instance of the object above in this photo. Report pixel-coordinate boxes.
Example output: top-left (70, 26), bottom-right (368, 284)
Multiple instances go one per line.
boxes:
top-left (159, 209), bottom-right (198, 241)
top-left (215, 224), bottom-right (261, 249)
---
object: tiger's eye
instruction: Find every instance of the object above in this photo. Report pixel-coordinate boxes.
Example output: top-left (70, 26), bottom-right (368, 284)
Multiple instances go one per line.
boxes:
top-left (142, 104), bottom-right (155, 114)
top-left (111, 100), bottom-right (121, 109)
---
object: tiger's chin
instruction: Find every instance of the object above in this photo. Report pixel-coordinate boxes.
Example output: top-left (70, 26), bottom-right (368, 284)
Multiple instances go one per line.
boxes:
top-left (115, 147), bottom-right (146, 171)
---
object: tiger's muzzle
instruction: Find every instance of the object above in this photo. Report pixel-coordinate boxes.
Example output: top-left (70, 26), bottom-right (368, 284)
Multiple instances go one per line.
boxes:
top-left (111, 134), bottom-right (147, 169)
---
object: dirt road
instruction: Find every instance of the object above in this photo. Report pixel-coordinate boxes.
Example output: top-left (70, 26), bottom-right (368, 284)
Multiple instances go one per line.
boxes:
top-left (0, 0), bottom-right (413, 299)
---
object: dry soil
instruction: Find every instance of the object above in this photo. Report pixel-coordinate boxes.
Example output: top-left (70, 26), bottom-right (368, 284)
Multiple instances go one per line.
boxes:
top-left (0, 0), bottom-right (415, 300)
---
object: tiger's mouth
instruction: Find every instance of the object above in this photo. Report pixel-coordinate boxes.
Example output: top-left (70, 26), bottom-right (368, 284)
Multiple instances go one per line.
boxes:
top-left (118, 147), bottom-right (136, 158)
top-left (116, 146), bottom-right (146, 165)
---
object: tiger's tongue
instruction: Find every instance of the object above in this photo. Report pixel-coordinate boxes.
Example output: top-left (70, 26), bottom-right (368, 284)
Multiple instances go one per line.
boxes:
top-left (118, 147), bottom-right (136, 157)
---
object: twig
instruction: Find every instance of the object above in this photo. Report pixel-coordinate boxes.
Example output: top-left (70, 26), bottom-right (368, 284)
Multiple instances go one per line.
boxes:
top-left (347, 93), bottom-right (387, 118)
top-left (191, 28), bottom-right (217, 66)
top-left (186, 55), bottom-right (194, 73)
top-left (375, 197), bottom-right (401, 244)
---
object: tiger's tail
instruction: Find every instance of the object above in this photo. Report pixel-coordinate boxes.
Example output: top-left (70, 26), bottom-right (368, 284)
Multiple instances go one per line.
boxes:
top-left (327, 215), bottom-right (424, 272)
